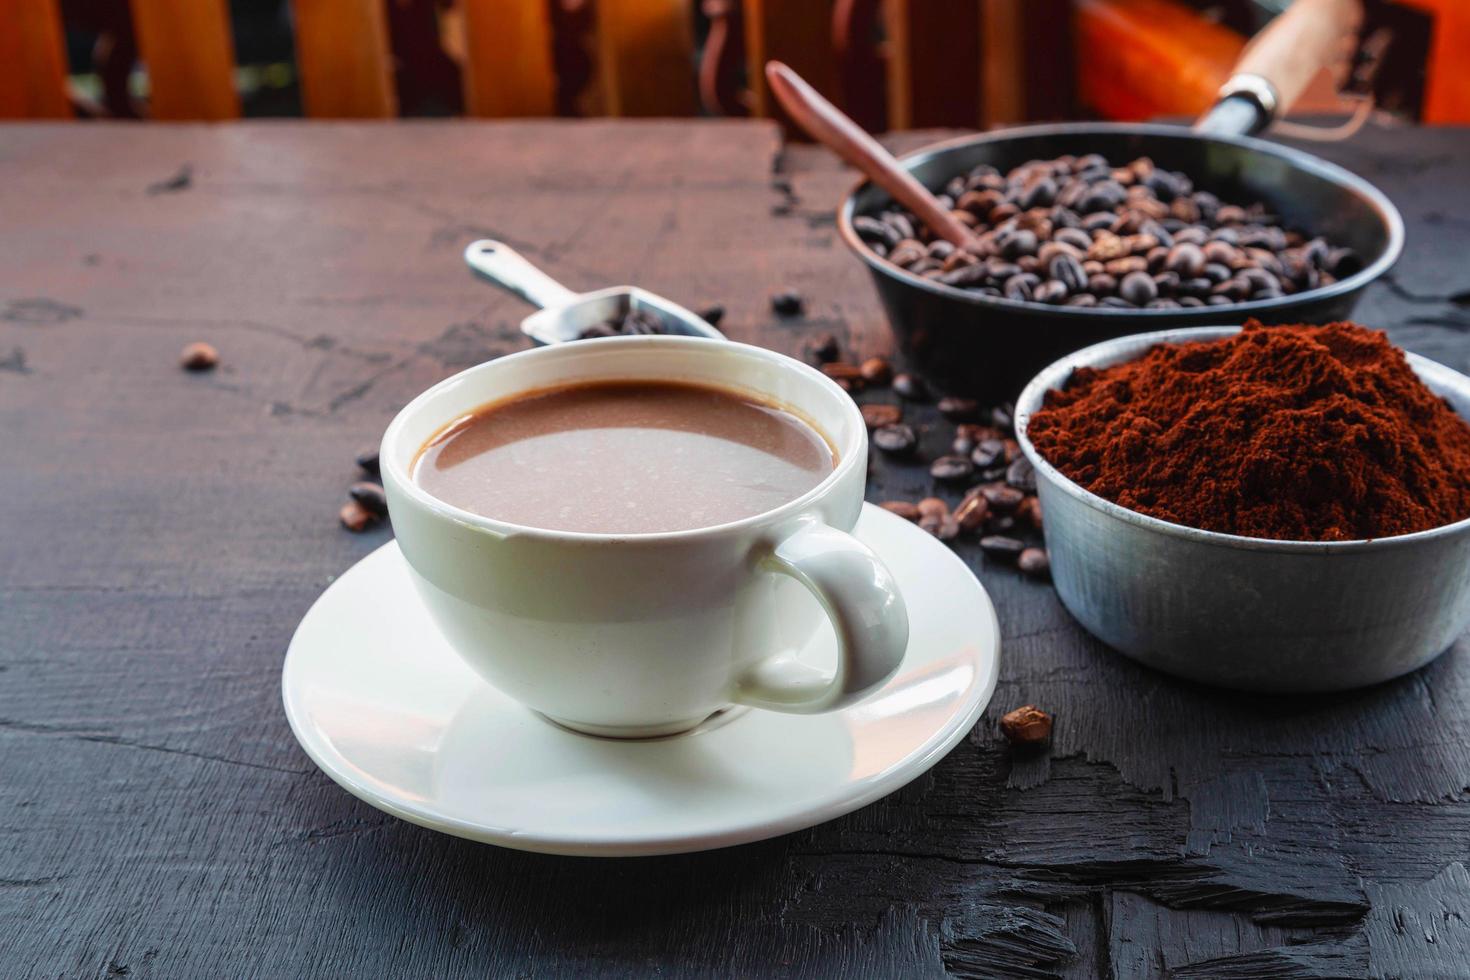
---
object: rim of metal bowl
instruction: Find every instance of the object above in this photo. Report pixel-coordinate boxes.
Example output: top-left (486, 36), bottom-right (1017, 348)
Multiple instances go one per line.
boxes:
top-left (1013, 325), bottom-right (1470, 553)
top-left (836, 122), bottom-right (1405, 320)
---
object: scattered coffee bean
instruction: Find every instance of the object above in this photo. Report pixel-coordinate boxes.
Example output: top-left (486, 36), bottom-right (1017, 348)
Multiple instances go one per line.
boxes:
top-left (860, 357), bottom-right (893, 385)
top-left (880, 500), bottom-right (921, 521)
top-left (1018, 547), bottom-right (1051, 579)
top-left (698, 304), bottom-right (726, 327)
top-left (917, 497), bottom-right (950, 519)
top-left (771, 290), bottom-right (805, 316)
top-left (180, 341), bottom-right (219, 371)
top-left (339, 500), bottom-right (380, 533)
top-left (991, 404), bottom-right (1015, 432)
top-left (354, 447), bottom-right (380, 477)
top-left (892, 372), bottom-right (930, 401)
top-left (803, 333), bottom-right (841, 365)
top-left (971, 438), bottom-right (1005, 469)
top-left (821, 362), bottom-right (864, 382)
top-left (861, 403), bottom-right (902, 430)
top-left (873, 423), bottom-right (917, 455)
top-left (1000, 705), bottom-right (1053, 745)
top-left (986, 513), bottom-right (1019, 534)
top-left (953, 492), bottom-right (989, 531)
top-left (1017, 495), bottom-right (1044, 530)
top-left (978, 535), bottom-right (1027, 560)
top-left (348, 481), bottom-right (389, 517)
top-left (930, 455), bottom-right (975, 482)
top-left (981, 483), bottom-right (1025, 511)
top-left (1006, 457), bottom-right (1037, 492)
top-left (938, 396), bottom-right (982, 421)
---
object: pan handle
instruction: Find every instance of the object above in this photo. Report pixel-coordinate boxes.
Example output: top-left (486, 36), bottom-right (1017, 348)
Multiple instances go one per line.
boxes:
top-left (1195, 0), bottom-right (1362, 138)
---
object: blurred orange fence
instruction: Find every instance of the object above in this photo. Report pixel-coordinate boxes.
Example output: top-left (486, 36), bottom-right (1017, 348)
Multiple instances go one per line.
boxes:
top-left (2, 0), bottom-right (1466, 125)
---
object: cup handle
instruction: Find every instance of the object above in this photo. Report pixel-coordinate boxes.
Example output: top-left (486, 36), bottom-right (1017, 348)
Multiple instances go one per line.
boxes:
top-left (733, 521), bottom-right (909, 713)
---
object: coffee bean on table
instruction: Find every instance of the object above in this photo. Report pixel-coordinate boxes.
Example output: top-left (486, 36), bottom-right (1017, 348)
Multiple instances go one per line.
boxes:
top-left (953, 492), bottom-right (989, 531)
top-left (939, 396), bottom-right (982, 422)
top-left (180, 342), bottom-right (219, 371)
top-left (349, 481), bottom-right (389, 517)
top-left (981, 483), bottom-right (1025, 511)
top-left (821, 362), bottom-right (864, 383)
top-left (978, 535), bottom-right (1027, 560)
top-left (880, 500), bottom-right (921, 521)
top-left (860, 357), bottom-right (892, 384)
top-left (771, 290), bottom-right (805, 316)
top-left (1017, 495), bottom-right (1044, 530)
top-left (1018, 547), bottom-right (1051, 579)
top-left (917, 497), bottom-right (949, 519)
top-left (930, 455), bottom-right (976, 482)
top-left (698, 304), bottom-right (726, 326)
top-left (991, 404), bottom-right (1015, 432)
top-left (339, 500), bottom-right (379, 533)
top-left (892, 372), bottom-right (929, 401)
top-left (803, 333), bottom-right (841, 365)
top-left (861, 403), bottom-right (902, 429)
top-left (873, 424), bottom-right (917, 455)
top-left (971, 438), bottom-right (1005, 469)
top-left (355, 447), bottom-right (380, 477)
top-left (1000, 705), bottom-right (1053, 745)
top-left (1006, 457), bottom-right (1037, 492)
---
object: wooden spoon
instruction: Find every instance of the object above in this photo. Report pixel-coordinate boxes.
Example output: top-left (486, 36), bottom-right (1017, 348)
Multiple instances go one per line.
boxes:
top-left (764, 60), bottom-right (980, 251)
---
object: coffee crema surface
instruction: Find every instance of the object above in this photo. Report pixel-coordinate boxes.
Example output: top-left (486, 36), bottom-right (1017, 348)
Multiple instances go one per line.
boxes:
top-left (413, 380), bottom-right (836, 533)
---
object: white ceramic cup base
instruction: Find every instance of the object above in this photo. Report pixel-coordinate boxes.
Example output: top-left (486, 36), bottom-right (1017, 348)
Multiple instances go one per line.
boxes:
top-left (281, 505), bottom-right (1001, 856)
top-left (540, 711), bottom-right (724, 739)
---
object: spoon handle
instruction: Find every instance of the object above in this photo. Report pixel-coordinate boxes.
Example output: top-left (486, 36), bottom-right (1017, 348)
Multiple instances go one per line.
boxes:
top-left (764, 61), bottom-right (979, 251)
top-left (464, 240), bottom-right (580, 310)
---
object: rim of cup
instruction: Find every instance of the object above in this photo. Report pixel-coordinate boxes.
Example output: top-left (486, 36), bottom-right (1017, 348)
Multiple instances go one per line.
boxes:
top-left (380, 335), bottom-right (868, 544)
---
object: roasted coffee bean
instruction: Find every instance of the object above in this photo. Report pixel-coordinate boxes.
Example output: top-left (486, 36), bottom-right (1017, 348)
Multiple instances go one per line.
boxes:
top-left (952, 432), bottom-right (977, 456)
top-left (884, 212), bottom-right (915, 241)
top-left (953, 492), bottom-right (990, 531)
top-left (971, 438), bottom-right (1005, 469)
top-left (888, 240), bottom-right (926, 267)
top-left (1033, 279), bottom-right (1069, 304)
top-left (1119, 270), bottom-right (1158, 306)
top-left (1105, 256), bottom-right (1148, 277)
top-left (1152, 271), bottom-right (1181, 293)
top-left (1049, 253), bottom-right (1088, 293)
top-left (853, 215), bottom-right (900, 248)
top-left (803, 332), bottom-right (841, 365)
top-left (1146, 298), bottom-right (1182, 309)
top-left (992, 403), bottom-right (1015, 432)
top-left (349, 481), bottom-right (389, 517)
top-left (355, 447), bottom-right (380, 477)
top-left (1100, 296), bottom-right (1135, 308)
top-left (930, 455), bottom-right (976, 482)
top-left (892, 372), bottom-right (930, 401)
top-left (1000, 705), bottom-right (1052, 744)
top-left (860, 356), bottom-right (893, 384)
top-left (998, 228), bottom-right (1039, 259)
top-left (180, 341), bottom-right (219, 371)
top-left (1087, 273), bottom-right (1117, 296)
top-left (981, 483), bottom-right (1025, 511)
top-left (939, 396), bottom-right (982, 421)
top-left (1202, 262), bottom-right (1233, 284)
top-left (938, 263), bottom-right (989, 288)
top-left (880, 500), bottom-right (921, 521)
top-left (1017, 495), bottom-right (1043, 530)
top-left (1003, 272), bottom-right (1039, 302)
top-left (339, 500), bottom-right (380, 533)
top-left (697, 304), bottom-right (725, 326)
top-left (1018, 547), bottom-right (1051, 579)
top-left (579, 322), bottom-right (620, 339)
top-left (1055, 227), bottom-right (1093, 252)
top-left (821, 362), bottom-right (864, 382)
top-left (860, 403), bottom-right (902, 429)
top-left (771, 290), bottom-right (805, 316)
top-left (986, 513), bottom-right (1019, 534)
top-left (1164, 242), bottom-right (1206, 277)
top-left (979, 535), bottom-right (1027, 560)
top-left (873, 423), bottom-right (917, 455)
top-left (927, 240), bottom-right (955, 260)
top-left (1006, 457), bottom-right (1037, 492)
top-left (1065, 294), bottom-right (1098, 307)
top-left (917, 497), bottom-right (949, 519)
top-left (1018, 177), bottom-right (1056, 209)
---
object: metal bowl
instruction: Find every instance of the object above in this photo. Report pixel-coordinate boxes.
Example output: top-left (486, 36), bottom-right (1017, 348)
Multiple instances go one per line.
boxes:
top-left (1014, 326), bottom-right (1470, 692)
top-left (837, 124), bottom-right (1404, 400)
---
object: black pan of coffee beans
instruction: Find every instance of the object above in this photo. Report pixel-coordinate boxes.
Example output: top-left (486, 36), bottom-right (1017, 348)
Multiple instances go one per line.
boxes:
top-left (838, 122), bottom-right (1403, 398)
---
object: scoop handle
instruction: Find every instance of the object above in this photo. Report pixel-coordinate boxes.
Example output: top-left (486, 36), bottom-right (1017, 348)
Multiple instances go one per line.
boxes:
top-left (464, 240), bottom-right (580, 310)
top-left (763, 61), bottom-right (980, 251)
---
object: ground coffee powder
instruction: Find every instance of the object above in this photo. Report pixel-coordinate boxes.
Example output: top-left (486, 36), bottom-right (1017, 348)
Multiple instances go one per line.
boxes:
top-left (1026, 321), bottom-right (1470, 541)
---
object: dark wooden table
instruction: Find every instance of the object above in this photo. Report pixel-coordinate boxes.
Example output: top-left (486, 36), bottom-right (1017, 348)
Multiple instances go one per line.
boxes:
top-left (4, 120), bottom-right (1470, 979)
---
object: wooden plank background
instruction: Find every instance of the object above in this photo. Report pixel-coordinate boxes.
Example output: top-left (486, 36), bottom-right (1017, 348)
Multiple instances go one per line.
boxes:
top-left (2, 120), bottom-right (1470, 977)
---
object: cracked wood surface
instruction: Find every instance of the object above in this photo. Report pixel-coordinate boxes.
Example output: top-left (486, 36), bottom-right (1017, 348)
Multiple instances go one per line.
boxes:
top-left (2, 120), bottom-right (1470, 979)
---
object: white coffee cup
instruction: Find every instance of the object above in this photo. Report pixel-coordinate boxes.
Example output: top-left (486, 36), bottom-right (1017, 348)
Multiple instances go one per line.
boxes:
top-left (380, 336), bottom-right (909, 738)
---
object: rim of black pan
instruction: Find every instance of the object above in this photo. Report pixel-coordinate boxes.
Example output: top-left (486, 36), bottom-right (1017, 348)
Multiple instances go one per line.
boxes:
top-left (837, 122), bottom-right (1406, 319)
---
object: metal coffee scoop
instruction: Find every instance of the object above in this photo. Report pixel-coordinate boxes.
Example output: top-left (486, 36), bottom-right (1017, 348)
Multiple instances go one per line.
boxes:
top-left (464, 240), bottom-right (726, 346)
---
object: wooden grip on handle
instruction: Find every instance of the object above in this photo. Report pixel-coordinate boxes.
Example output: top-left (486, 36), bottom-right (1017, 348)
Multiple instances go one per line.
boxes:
top-left (1228, 0), bottom-right (1363, 118)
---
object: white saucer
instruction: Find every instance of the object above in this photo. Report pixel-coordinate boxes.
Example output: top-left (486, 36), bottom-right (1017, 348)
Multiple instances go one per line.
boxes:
top-left (281, 504), bottom-right (1001, 856)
